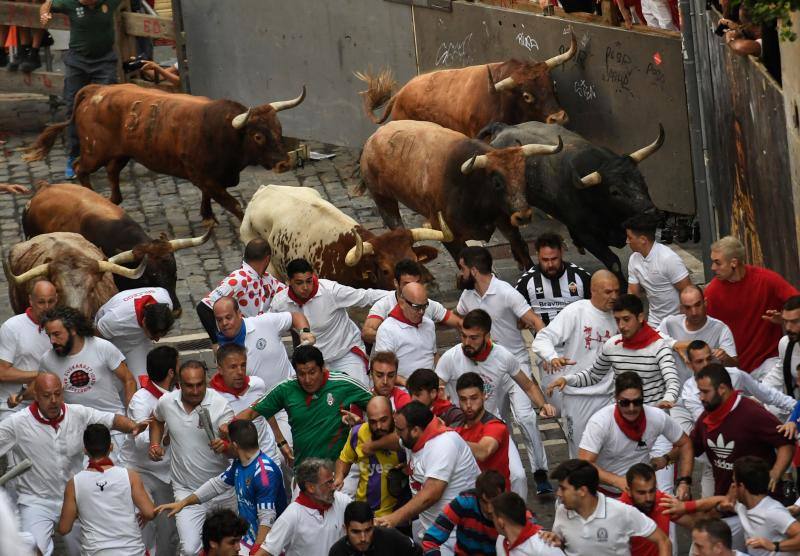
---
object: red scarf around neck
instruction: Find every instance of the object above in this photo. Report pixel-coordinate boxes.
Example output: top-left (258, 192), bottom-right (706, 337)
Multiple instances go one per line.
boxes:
top-left (134, 295), bottom-right (158, 327)
top-left (25, 307), bottom-right (39, 325)
top-left (703, 390), bottom-right (740, 432)
top-left (466, 338), bottom-right (493, 363)
top-left (614, 405), bottom-right (647, 442)
top-left (144, 379), bottom-right (167, 400)
top-left (503, 521), bottom-right (543, 552)
top-left (287, 275), bottom-right (319, 307)
top-left (411, 416), bottom-right (452, 453)
top-left (87, 457), bottom-right (114, 473)
top-left (209, 373), bottom-right (250, 398)
top-left (304, 370), bottom-right (329, 406)
top-left (29, 402), bottom-right (65, 430)
top-left (616, 323), bottom-right (661, 350)
top-left (295, 491), bottom-right (332, 516)
top-left (388, 304), bottom-right (419, 328)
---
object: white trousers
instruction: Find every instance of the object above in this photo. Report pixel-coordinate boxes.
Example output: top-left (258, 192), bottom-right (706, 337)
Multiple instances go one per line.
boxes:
top-left (172, 486), bottom-right (237, 556)
top-left (140, 471), bottom-right (179, 555)
top-left (504, 382), bottom-right (548, 473)
top-left (562, 393), bottom-right (613, 458)
top-left (327, 351), bottom-right (369, 385)
top-left (508, 441), bottom-right (528, 500)
top-left (640, 0), bottom-right (677, 29)
top-left (18, 495), bottom-right (81, 556)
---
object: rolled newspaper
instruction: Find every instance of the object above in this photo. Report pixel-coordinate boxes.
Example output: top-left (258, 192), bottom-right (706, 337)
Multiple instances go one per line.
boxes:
top-left (197, 407), bottom-right (216, 443)
top-left (0, 459), bottom-right (32, 487)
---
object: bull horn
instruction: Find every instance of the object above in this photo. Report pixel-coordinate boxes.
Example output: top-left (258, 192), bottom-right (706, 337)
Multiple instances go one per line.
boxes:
top-left (2, 259), bottom-right (49, 286)
top-left (628, 124), bottom-right (665, 164)
top-left (98, 255), bottom-right (148, 280)
top-left (461, 154), bottom-right (488, 175)
top-left (544, 32), bottom-right (577, 69)
top-left (231, 108), bottom-right (252, 130)
top-left (410, 228), bottom-right (445, 242)
top-left (168, 226), bottom-right (213, 252)
top-left (494, 77), bottom-right (516, 92)
top-left (107, 248), bottom-right (136, 265)
top-left (438, 212), bottom-right (454, 242)
top-left (344, 232), bottom-right (374, 267)
top-left (269, 85), bottom-right (307, 112)
top-left (578, 171), bottom-right (603, 188)
top-left (521, 136), bottom-right (563, 157)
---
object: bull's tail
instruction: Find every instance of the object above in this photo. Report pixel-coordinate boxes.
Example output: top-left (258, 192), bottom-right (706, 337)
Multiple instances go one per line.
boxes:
top-left (354, 68), bottom-right (397, 125)
top-left (21, 86), bottom-right (91, 162)
top-left (348, 149), bottom-right (367, 197)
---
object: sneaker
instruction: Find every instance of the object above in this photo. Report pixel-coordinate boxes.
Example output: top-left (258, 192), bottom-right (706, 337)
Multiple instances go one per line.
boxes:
top-left (20, 48), bottom-right (41, 74)
top-left (7, 46), bottom-right (27, 72)
top-left (534, 470), bottom-right (554, 495)
top-left (65, 156), bottom-right (77, 180)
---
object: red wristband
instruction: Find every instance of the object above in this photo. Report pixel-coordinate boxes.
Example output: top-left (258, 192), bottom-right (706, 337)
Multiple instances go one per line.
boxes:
top-left (684, 500), bottom-right (697, 513)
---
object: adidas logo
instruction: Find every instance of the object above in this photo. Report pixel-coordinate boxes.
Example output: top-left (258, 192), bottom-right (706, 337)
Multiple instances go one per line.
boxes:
top-left (707, 433), bottom-right (734, 460)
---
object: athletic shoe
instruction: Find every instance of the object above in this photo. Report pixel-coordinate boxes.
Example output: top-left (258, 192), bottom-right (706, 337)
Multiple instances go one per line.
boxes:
top-left (65, 156), bottom-right (77, 180)
top-left (534, 470), bottom-right (554, 495)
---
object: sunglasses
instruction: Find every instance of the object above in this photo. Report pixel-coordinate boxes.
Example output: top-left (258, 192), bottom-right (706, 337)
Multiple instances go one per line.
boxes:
top-left (617, 398), bottom-right (644, 408)
top-left (401, 296), bottom-right (429, 312)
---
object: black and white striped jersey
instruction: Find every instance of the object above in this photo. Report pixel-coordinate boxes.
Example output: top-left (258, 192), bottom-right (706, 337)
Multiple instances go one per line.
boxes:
top-left (515, 261), bottom-right (592, 325)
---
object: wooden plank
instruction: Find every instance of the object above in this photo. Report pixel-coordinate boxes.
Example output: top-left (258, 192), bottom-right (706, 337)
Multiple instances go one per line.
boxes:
top-left (122, 12), bottom-right (175, 39)
top-left (0, 70), bottom-right (63, 96)
top-left (0, 0), bottom-right (69, 30)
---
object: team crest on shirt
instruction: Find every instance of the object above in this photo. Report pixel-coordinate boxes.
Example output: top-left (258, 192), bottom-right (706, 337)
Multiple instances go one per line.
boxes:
top-left (597, 528), bottom-right (608, 542)
top-left (256, 338), bottom-right (267, 350)
top-left (65, 363), bottom-right (96, 393)
top-left (326, 393), bottom-right (334, 406)
top-left (535, 286), bottom-right (544, 295)
top-left (568, 281), bottom-right (578, 295)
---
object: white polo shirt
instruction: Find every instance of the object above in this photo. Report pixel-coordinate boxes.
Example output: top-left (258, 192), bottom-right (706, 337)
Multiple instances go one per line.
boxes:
top-left (119, 384), bottom-right (172, 483)
top-left (94, 287), bottom-right (173, 375)
top-left (201, 261), bottom-right (286, 317)
top-left (210, 375), bottom-right (278, 461)
top-left (373, 314), bottom-right (436, 378)
top-left (436, 342), bottom-right (520, 415)
top-left (457, 275), bottom-right (533, 366)
top-left (261, 491), bottom-right (351, 556)
top-left (406, 430), bottom-right (481, 534)
top-left (0, 312), bottom-right (51, 416)
top-left (39, 336), bottom-right (127, 414)
top-left (368, 292), bottom-right (449, 323)
top-left (270, 279), bottom-right (388, 362)
top-left (152, 388), bottom-right (234, 491)
top-left (239, 312), bottom-right (295, 392)
top-left (0, 403), bottom-right (115, 505)
top-left (627, 243), bottom-right (689, 327)
top-left (657, 315), bottom-right (737, 384)
top-left (735, 497), bottom-right (796, 556)
top-left (553, 493), bottom-right (657, 556)
top-left (579, 404), bottom-right (684, 490)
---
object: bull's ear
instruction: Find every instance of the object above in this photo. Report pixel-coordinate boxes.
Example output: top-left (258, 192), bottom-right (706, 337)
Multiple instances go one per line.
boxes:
top-left (476, 122), bottom-right (508, 143)
top-left (411, 245), bottom-right (439, 263)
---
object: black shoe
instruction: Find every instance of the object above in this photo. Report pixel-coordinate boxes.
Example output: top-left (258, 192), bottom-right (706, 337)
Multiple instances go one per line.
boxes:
top-left (20, 48), bottom-right (41, 74)
top-left (7, 47), bottom-right (27, 72)
top-left (0, 49), bottom-right (7, 68)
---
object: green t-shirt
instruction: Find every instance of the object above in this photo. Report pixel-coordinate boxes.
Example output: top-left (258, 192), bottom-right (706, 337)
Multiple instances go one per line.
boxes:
top-left (52, 0), bottom-right (122, 59)
top-left (251, 372), bottom-right (373, 465)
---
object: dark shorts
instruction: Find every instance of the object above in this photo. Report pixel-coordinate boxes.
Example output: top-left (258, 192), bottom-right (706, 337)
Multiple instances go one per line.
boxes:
top-left (196, 301), bottom-right (218, 343)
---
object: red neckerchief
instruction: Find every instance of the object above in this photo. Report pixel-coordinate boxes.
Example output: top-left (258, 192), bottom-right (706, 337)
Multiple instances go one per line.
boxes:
top-left (466, 339), bottom-right (493, 363)
top-left (25, 307), bottom-right (39, 325)
top-left (86, 457), bottom-right (114, 473)
top-left (295, 491), bottom-right (332, 516)
top-left (614, 405), bottom-right (647, 442)
top-left (504, 521), bottom-right (543, 552)
top-left (616, 323), bottom-right (661, 350)
top-left (703, 390), bottom-right (740, 432)
top-left (305, 370), bottom-right (329, 406)
top-left (209, 373), bottom-right (250, 398)
top-left (133, 295), bottom-right (158, 327)
top-left (430, 398), bottom-right (454, 417)
top-left (144, 380), bottom-right (166, 400)
top-left (29, 402), bottom-right (65, 431)
top-left (411, 416), bottom-right (452, 453)
top-left (287, 275), bottom-right (319, 307)
top-left (388, 304), bottom-right (419, 328)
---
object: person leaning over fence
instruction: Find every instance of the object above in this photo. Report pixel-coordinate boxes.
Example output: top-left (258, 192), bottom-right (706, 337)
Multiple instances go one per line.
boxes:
top-left (40, 0), bottom-right (122, 180)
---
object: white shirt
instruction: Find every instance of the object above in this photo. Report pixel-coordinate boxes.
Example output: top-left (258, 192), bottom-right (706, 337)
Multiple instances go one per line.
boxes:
top-left (436, 342), bottom-right (520, 415)
top-left (496, 531), bottom-right (565, 556)
top-left (373, 314), bottom-right (436, 378)
top-left (405, 430), bottom-right (481, 534)
top-left (153, 388), bottom-right (234, 490)
top-left (657, 315), bottom-right (737, 384)
top-left (0, 488), bottom-right (36, 556)
top-left (0, 312), bottom-right (51, 415)
top-left (0, 403), bottom-right (115, 504)
top-left (762, 336), bottom-right (800, 398)
top-left (94, 287), bottom-right (173, 375)
top-left (368, 292), bottom-right (449, 323)
top-left (457, 275), bottom-right (533, 365)
top-left (201, 261), bottom-right (286, 317)
top-left (239, 312), bottom-right (295, 392)
top-left (211, 375), bottom-right (278, 461)
top-left (532, 299), bottom-right (618, 396)
top-left (39, 336), bottom-right (127, 414)
top-left (262, 491), bottom-right (351, 556)
top-left (579, 404), bottom-right (684, 490)
top-left (627, 243), bottom-right (689, 327)
top-left (119, 384), bottom-right (172, 482)
top-left (270, 278), bottom-right (388, 362)
top-left (735, 496), bottom-right (796, 556)
top-left (73, 466), bottom-right (145, 556)
top-left (553, 493), bottom-right (657, 556)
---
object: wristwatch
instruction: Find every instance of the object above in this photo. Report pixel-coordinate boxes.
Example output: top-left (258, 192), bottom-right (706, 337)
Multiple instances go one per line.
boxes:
top-left (300, 327), bottom-right (311, 333)
top-left (775, 542), bottom-right (781, 553)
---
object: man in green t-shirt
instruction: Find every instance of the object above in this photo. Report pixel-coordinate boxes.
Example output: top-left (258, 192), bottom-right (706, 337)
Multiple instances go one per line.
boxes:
top-left (40, 0), bottom-right (121, 179)
top-left (232, 345), bottom-right (373, 467)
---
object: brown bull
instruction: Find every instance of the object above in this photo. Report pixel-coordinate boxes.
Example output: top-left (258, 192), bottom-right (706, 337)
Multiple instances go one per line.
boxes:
top-left (3, 232), bottom-right (146, 318)
top-left (22, 83), bottom-right (306, 225)
top-left (357, 34), bottom-right (576, 138)
top-left (358, 120), bottom-right (562, 269)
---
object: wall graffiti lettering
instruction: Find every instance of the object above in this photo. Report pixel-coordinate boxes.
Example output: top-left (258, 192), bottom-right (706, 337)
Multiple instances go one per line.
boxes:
top-left (603, 42), bottom-right (636, 96)
top-left (435, 33), bottom-right (473, 67)
top-left (574, 79), bottom-right (597, 101)
top-left (516, 32), bottom-right (539, 52)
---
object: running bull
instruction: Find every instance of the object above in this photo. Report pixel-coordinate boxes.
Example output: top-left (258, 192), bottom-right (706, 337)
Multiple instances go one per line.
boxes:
top-left (356, 33), bottom-right (576, 137)
top-left (22, 83), bottom-right (306, 225)
top-left (21, 182), bottom-right (211, 317)
top-left (357, 120), bottom-right (563, 269)
top-left (240, 184), bottom-right (451, 290)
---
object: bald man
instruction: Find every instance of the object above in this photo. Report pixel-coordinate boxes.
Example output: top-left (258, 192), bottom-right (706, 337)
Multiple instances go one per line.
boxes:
top-left (0, 280), bottom-right (58, 419)
top-left (532, 270), bottom-right (621, 457)
top-left (374, 283), bottom-right (438, 380)
top-left (0, 373), bottom-right (146, 555)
